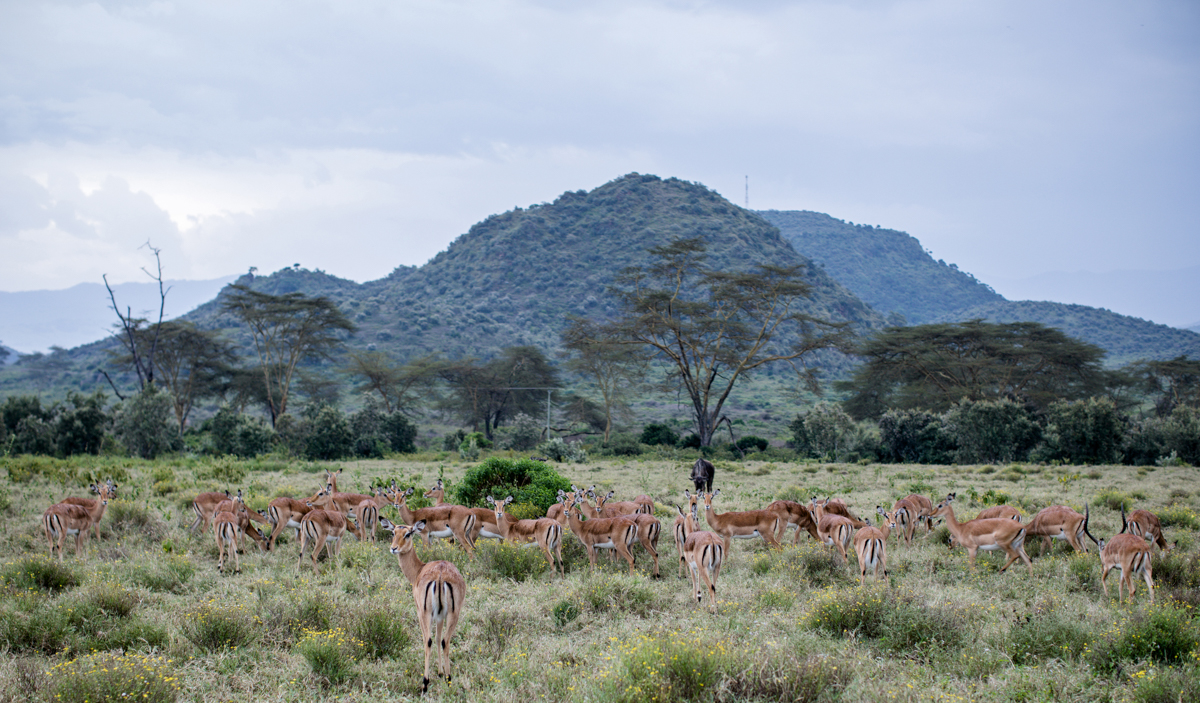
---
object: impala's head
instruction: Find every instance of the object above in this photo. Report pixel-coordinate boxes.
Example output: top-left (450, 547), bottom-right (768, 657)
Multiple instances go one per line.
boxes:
top-left (424, 479), bottom-right (445, 500)
top-left (703, 489), bottom-right (720, 511)
top-left (876, 506), bottom-right (897, 531)
top-left (683, 490), bottom-right (698, 512)
top-left (392, 487), bottom-right (415, 509)
top-left (932, 499), bottom-right (952, 518)
top-left (487, 495), bottom-right (514, 521)
top-left (381, 517), bottom-right (425, 556)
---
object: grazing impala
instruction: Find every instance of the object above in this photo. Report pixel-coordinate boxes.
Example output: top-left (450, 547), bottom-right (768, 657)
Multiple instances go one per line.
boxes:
top-left (213, 508), bottom-right (243, 574)
top-left (853, 519), bottom-right (889, 586)
top-left (212, 491), bottom-right (268, 553)
top-left (487, 496), bottom-right (565, 577)
top-left (1027, 505), bottom-right (1092, 555)
top-left (565, 501), bottom-right (639, 574)
top-left (380, 518), bottom-right (466, 694)
top-left (822, 498), bottom-right (868, 528)
top-left (767, 498), bottom-right (819, 544)
top-left (976, 505), bottom-right (1023, 521)
top-left (391, 488), bottom-right (477, 553)
top-left (673, 491), bottom-right (701, 577)
top-left (42, 495), bottom-right (107, 562)
top-left (296, 508), bottom-right (350, 574)
top-left (1123, 508), bottom-right (1173, 552)
top-left (702, 490), bottom-right (781, 559)
top-left (57, 480), bottom-right (118, 541)
top-left (807, 498), bottom-right (854, 564)
top-left (932, 498), bottom-right (1033, 577)
top-left (681, 502), bottom-right (724, 612)
top-left (1086, 520), bottom-right (1154, 604)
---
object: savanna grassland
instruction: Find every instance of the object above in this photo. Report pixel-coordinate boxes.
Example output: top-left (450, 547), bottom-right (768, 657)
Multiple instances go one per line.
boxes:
top-left (1, 453), bottom-right (1198, 702)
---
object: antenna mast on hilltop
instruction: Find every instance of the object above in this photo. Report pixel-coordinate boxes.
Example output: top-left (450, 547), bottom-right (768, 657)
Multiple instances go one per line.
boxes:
top-left (745, 175), bottom-right (749, 208)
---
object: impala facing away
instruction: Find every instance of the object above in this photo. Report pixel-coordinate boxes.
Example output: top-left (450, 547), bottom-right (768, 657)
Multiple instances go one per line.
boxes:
top-left (1123, 508), bottom-right (1173, 552)
top-left (190, 490), bottom-right (231, 532)
top-left (932, 498), bottom-right (1033, 577)
top-left (680, 501), bottom-right (724, 612)
top-left (57, 480), bottom-right (118, 541)
top-left (673, 491), bottom-right (701, 577)
top-left (702, 489), bottom-right (781, 560)
top-left (296, 508), bottom-right (350, 574)
top-left (852, 518), bottom-right (890, 586)
top-left (807, 498), bottom-right (854, 564)
top-left (266, 495), bottom-right (316, 551)
top-left (381, 518), bottom-right (466, 694)
top-left (579, 494), bottom-right (661, 577)
top-left (212, 507), bottom-right (243, 574)
top-left (487, 495), bottom-right (565, 576)
top-left (1085, 520), bottom-right (1154, 604)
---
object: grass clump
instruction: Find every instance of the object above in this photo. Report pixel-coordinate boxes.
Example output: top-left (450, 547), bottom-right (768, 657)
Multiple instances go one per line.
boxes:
top-left (1129, 664), bottom-right (1200, 703)
top-left (1086, 603), bottom-right (1200, 672)
top-left (106, 500), bottom-right (166, 538)
top-left (552, 599), bottom-right (581, 627)
top-left (295, 627), bottom-right (365, 686)
top-left (341, 604), bottom-right (409, 659)
top-left (130, 556), bottom-right (195, 593)
top-left (575, 575), bottom-right (658, 617)
top-left (1158, 504), bottom-right (1200, 530)
top-left (1093, 488), bottom-right (1134, 511)
top-left (806, 587), bottom-right (970, 655)
top-left (1004, 597), bottom-right (1094, 664)
top-left (1066, 552), bottom-right (1098, 592)
top-left (479, 608), bottom-right (520, 660)
top-left (180, 599), bottom-right (259, 651)
top-left (474, 540), bottom-right (552, 582)
top-left (0, 602), bottom-right (72, 654)
top-left (0, 555), bottom-right (79, 593)
top-left (46, 652), bottom-right (179, 703)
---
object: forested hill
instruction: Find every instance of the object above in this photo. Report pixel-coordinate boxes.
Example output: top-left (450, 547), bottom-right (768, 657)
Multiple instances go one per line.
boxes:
top-left (758, 210), bottom-right (1004, 324)
top-left (762, 209), bottom-right (1200, 366)
top-left (183, 174), bottom-right (885, 361)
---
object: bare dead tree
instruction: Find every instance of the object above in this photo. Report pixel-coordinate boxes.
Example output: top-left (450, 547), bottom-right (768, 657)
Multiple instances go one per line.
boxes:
top-left (103, 241), bottom-right (171, 395)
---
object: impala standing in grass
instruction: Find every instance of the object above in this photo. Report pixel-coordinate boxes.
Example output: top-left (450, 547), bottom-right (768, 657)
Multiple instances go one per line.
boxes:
top-left (1027, 504), bottom-right (1092, 555)
top-left (680, 501), bottom-right (724, 612)
top-left (853, 518), bottom-right (890, 586)
top-left (42, 498), bottom-right (106, 562)
top-left (1087, 520), bottom-right (1155, 604)
top-left (296, 508), bottom-right (349, 575)
top-left (767, 497), bottom-right (819, 545)
top-left (808, 498), bottom-right (855, 564)
top-left (381, 518), bottom-right (466, 694)
top-left (487, 495), bottom-right (565, 577)
top-left (1123, 508), bottom-right (1172, 552)
top-left (57, 480), bottom-right (117, 541)
top-left (932, 498), bottom-right (1034, 577)
top-left (565, 500), bottom-right (639, 574)
top-left (391, 487), bottom-right (478, 553)
top-left (673, 491), bottom-right (701, 578)
top-left (702, 489), bottom-right (781, 560)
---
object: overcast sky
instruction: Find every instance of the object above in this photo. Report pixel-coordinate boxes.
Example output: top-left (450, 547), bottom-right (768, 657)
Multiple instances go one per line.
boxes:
top-left (2, 1), bottom-right (1198, 322)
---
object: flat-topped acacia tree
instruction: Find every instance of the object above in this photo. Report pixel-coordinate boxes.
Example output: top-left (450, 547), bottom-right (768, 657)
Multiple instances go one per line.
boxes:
top-left (589, 236), bottom-right (850, 447)
top-left (221, 284), bottom-right (356, 426)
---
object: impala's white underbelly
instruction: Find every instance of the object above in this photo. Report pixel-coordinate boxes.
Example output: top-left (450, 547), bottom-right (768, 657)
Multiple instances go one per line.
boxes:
top-left (478, 528), bottom-right (504, 540)
top-left (733, 531), bottom-right (761, 539)
top-left (286, 518), bottom-right (303, 529)
top-left (978, 543), bottom-right (1001, 551)
top-left (429, 528), bottom-right (454, 539)
top-left (594, 540), bottom-right (616, 549)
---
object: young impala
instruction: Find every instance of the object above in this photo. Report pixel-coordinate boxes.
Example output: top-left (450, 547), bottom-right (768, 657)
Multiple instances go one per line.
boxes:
top-left (487, 495), bottom-right (564, 577)
top-left (673, 491), bottom-right (701, 578)
top-left (932, 498), bottom-right (1033, 577)
top-left (680, 502), bottom-right (724, 612)
top-left (381, 518), bottom-right (466, 694)
top-left (702, 490), bottom-right (781, 560)
top-left (1086, 520), bottom-right (1154, 605)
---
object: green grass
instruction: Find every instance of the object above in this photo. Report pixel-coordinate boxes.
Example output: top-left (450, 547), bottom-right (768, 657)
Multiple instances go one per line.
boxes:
top-left (0, 455), bottom-right (1197, 700)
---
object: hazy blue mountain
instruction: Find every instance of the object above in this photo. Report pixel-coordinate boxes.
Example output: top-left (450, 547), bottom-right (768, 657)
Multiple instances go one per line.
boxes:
top-left (0, 275), bottom-right (239, 354)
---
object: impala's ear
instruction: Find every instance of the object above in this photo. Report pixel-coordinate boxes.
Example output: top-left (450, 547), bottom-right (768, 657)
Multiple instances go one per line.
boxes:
top-left (714, 488), bottom-right (721, 498)
top-left (391, 480), bottom-right (397, 490)
top-left (876, 506), bottom-right (885, 515)
top-left (486, 496), bottom-right (495, 505)
top-left (413, 520), bottom-right (427, 532)
top-left (676, 505), bottom-right (684, 516)
top-left (505, 496), bottom-right (514, 505)
top-left (606, 491), bottom-right (615, 500)
top-left (405, 487), bottom-right (414, 497)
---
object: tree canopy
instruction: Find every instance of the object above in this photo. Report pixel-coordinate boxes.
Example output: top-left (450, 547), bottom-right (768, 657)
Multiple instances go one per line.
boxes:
top-left (838, 320), bottom-right (1109, 420)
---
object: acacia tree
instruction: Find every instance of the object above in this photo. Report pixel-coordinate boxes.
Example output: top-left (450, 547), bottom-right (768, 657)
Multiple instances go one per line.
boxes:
top-left (561, 318), bottom-right (646, 442)
top-left (596, 237), bottom-right (850, 447)
top-left (221, 285), bottom-right (356, 426)
top-left (124, 321), bottom-right (235, 433)
top-left (438, 346), bottom-right (560, 440)
top-left (838, 320), bottom-right (1109, 420)
top-left (1132, 356), bottom-right (1200, 416)
top-left (346, 350), bottom-right (439, 416)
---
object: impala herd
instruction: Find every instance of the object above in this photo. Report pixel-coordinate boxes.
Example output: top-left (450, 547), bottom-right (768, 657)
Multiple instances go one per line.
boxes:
top-left (39, 468), bottom-right (1179, 693)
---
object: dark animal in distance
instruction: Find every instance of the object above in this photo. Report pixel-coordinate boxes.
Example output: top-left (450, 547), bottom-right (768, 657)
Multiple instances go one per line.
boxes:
top-left (691, 458), bottom-right (715, 493)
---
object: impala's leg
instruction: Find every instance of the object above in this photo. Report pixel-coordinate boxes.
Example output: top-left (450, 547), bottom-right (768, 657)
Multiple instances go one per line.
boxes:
top-left (643, 534), bottom-right (660, 578)
top-left (621, 542), bottom-right (636, 575)
top-left (189, 506), bottom-right (202, 532)
top-left (703, 558), bottom-right (719, 612)
top-left (420, 608), bottom-right (434, 693)
top-left (723, 535), bottom-right (732, 563)
top-left (688, 559), bottom-right (702, 604)
top-left (311, 533), bottom-right (328, 574)
top-left (1100, 563), bottom-right (1113, 599)
top-left (233, 535), bottom-right (241, 573)
top-left (967, 547), bottom-right (978, 571)
top-left (1141, 564), bottom-right (1154, 605)
top-left (442, 591), bottom-right (462, 683)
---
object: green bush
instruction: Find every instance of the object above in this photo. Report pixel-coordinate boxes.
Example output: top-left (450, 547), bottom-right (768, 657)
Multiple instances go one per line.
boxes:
top-left (1036, 397), bottom-right (1125, 465)
top-left (0, 556), bottom-right (79, 593)
top-left (791, 403), bottom-right (859, 461)
top-left (536, 436), bottom-right (587, 463)
top-left (106, 500), bottom-right (166, 539)
top-left (1005, 598), bottom-right (1094, 664)
top-left (943, 398), bottom-right (1040, 464)
top-left (603, 433), bottom-right (644, 456)
top-left (342, 604), bottom-right (410, 659)
top-left (207, 405), bottom-right (277, 458)
top-left (202, 456), bottom-right (249, 483)
top-left (1086, 603), bottom-right (1200, 672)
top-left (552, 599), bottom-right (581, 627)
top-left (679, 433), bottom-right (702, 449)
top-left (301, 405), bottom-right (354, 460)
top-left (295, 627), bottom-right (364, 686)
top-left (639, 423), bottom-right (679, 447)
top-left (460, 431), bottom-right (492, 450)
top-left (1093, 489), bottom-right (1134, 512)
top-left (349, 395), bottom-right (417, 456)
top-left (112, 385), bottom-right (182, 459)
top-left (474, 540), bottom-right (552, 581)
top-left (46, 652), bottom-right (180, 703)
top-left (495, 412), bottom-right (542, 451)
top-left (807, 588), bottom-right (970, 655)
top-left (1158, 503), bottom-right (1200, 530)
top-left (453, 456), bottom-right (570, 512)
top-left (0, 602), bottom-right (72, 654)
top-left (1162, 406), bottom-right (1200, 465)
top-left (735, 435), bottom-right (770, 453)
top-left (1130, 664), bottom-right (1200, 703)
top-left (574, 575), bottom-right (658, 617)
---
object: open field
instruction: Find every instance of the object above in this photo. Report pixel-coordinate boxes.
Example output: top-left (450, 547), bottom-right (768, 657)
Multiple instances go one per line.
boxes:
top-left (1, 453), bottom-right (1198, 702)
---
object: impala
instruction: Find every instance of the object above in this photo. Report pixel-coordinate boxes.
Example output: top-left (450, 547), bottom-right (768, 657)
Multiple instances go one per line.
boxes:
top-left (213, 491), bottom-right (268, 553)
top-left (565, 501), bottom-right (639, 574)
top-left (42, 496), bottom-right (106, 562)
top-left (391, 488), bottom-right (477, 553)
top-left (673, 491), bottom-right (701, 577)
top-left (592, 489), bottom-right (644, 518)
top-left (766, 498), bottom-right (819, 545)
top-left (903, 493), bottom-right (934, 534)
top-left (702, 489), bottom-right (781, 559)
top-left (266, 495), bottom-right (316, 551)
top-left (1086, 522), bottom-right (1154, 604)
top-left (578, 494), bottom-right (661, 577)
top-left (57, 480), bottom-right (118, 541)
top-left (1123, 508), bottom-right (1173, 552)
top-left (807, 499), bottom-right (854, 564)
top-left (189, 490), bottom-right (231, 532)
top-left (853, 519), bottom-right (889, 586)
top-left (976, 505), bottom-right (1022, 521)
top-left (296, 508), bottom-right (350, 574)
top-left (681, 502), bottom-right (724, 612)
top-left (426, 480), bottom-right (504, 544)
top-left (889, 496), bottom-right (924, 545)
top-left (822, 497), bottom-right (869, 528)
top-left (487, 496), bottom-right (565, 576)
top-left (932, 498), bottom-right (1033, 577)
top-left (213, 508), bottom-right (243, 574)
top-left (380, 518), bottom-right (466, 694)
top-left (546, 486), bottom-right (582, 526)
top-left (1027, 505), bottom-right (1092, 555)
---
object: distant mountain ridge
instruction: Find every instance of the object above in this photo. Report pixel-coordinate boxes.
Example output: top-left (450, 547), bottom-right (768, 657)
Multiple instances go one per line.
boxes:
top-left (764, 210), bottom-right (1200, 366)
